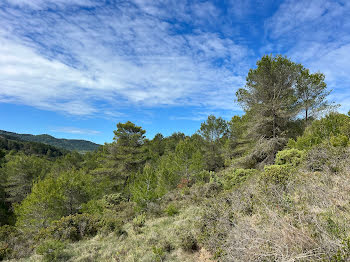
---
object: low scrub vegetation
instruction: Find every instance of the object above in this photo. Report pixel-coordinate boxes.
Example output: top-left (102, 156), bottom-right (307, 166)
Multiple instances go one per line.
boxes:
top-left (1, 55), bottom-right (350, 261)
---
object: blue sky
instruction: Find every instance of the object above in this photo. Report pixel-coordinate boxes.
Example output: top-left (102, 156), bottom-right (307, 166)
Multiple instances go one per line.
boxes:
top-left (1, 0), bottom-right (350, 144)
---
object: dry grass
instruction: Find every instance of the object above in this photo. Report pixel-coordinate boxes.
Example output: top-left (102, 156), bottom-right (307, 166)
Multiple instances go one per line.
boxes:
top-left (8, 205), bottom-right (213, 262)
top-left (201, 159), bottom-right (350, 262)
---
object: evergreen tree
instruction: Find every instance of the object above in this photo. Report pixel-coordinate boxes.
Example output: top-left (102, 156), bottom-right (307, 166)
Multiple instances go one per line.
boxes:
top-left (236, 55), bottom-right (300, 140)
top-left (15, 170), bottom-right (100, 230)
top-left (147, 133), bottom-right (165, 160)
top-left (130, 164), bottom-right (158, 208)
top-left (198, 115), bottom-right (228, 171)
top-left (4, 154), bottom-right (51, 204)
top-left (109, 121), bottom-right (147, 192)
top-left (296, 68), bottom-right (331, 124)
top-left (0, 150), bottom-right (10, 225)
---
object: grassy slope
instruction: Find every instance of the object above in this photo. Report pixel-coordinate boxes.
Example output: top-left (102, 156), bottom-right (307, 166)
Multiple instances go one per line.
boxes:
top-left (11, 206), bottom-right (210, 262)
top-left (8, 150), bottom-right (350, 262)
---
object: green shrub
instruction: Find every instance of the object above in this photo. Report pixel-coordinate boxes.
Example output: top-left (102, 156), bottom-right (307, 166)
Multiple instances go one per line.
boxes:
top-left (289, 113), bottom-right (350, 150)
top-left (0, 225), bottom-right (18, 260)
top-left (152, 246), bottom-right (165, 262)
top-left (223, 168), bottom-right (256, 189)
top-left (263, 165), bottom-right (292, 186)
top-left (330, 134), bottom-right (349, 147)
top-left (328, 238), bottom-right (350, 262)
top-left (39, 214), bottom-right (99, 242)
top-left (164, 204), bottom-right (179, 216)
top-left (36, 239), bottom-right (69, 262)
top-left (98, 214), bottom-right (124, 235)
top-left (275, 148), bottom-right (304, 167)
top-left (132, 213), bottom-right (146, 233)
top-left (190, 170), bottom-right (211, 184)
top-left (82, 193), bottom-right (126, 215)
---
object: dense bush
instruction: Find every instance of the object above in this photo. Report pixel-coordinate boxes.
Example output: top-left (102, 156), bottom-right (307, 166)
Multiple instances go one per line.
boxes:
top-left (275, 148), bottom-right (304, 167)
top-left (164, 203), bottom-right (179, 216)
top-left (38, 214), bottom-right (99, 242)
top-left (222, 168), bottom-right (257, 189)
top-left (288, 113), bottom-right (350, 150)
top-left (330, 134), bottom-right (349, 147)
top-left (263, 164), bottom-right (293, 186)
top-left (190, 170), bottom-right (212, 184)
top-left (132, 213), bottom-right (146, 233)
top-left (36, 239), bottom-right (69, 262)
top-left (15, 170), bottom-right (102, 231)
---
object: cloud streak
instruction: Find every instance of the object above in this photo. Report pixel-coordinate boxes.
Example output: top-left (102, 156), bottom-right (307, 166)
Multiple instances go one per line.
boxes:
top-left (50, 126), bottom-right (101, 135)
top-left (0, 0), bottom-right (249, 116)
top-left (265, 0), bottom-right (350, 112)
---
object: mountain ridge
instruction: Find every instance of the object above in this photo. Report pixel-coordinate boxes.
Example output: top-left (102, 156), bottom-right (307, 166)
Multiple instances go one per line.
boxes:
top-left (0, 129), bottom-right (100, 152)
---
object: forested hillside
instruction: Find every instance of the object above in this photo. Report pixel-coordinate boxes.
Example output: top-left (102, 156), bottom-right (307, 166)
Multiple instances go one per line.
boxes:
top-left (0, 130), bottom-right (100, 152)
top-left (1, 55), bottom-right (350, 262)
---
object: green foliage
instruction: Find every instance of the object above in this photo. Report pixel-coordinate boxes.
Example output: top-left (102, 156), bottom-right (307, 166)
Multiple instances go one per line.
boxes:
top-left (157, 138), bottom-right (205, 194)
top-left (152, 245), bottom-right (165, 262)
top-left (199, 115), bottom-right (228, 171)
top-left (198, 115), bottom-right (228, 143)
top-left (15, 170), bottom-right (101, 231)
top-left (174, 138), bottom-right (205, 178)
top-left (97, 215), bottom-right (124, 236)
top-left (130, 164), bottom-right (159, 209)
top-left (0, 243), bottom-right (11, 261)
top-left (330, 134), bottom-right (349, 147)
top-left (4, 154), bottom-right (52, 204)
top-left (36, 239), bottom-right (69, 262)
top-left (0, 225), bottom-right (16, 260)
top-left (263, 164), bottom-right (293, 186)
top-left (132, 213), bottom-right (146, 231)
top-left (304, 144), bottom-right (346, 173)
top-left (222, 168), bottom-right (257, 189)
top-left (0, 130), bottom-right (99, 152)
top-left (108, 121), bottom-right (147, 193)
top-left (164, 204), bottom-right (179, 216)
top-left (163, 132), bottom-right (186, 153)
top-left (296, 67), bottom-right (330, 124)
top-left (0, 225), bottom-right (31, 261)
top-left (275, 148), bottom-right (305, 167)
top-left (289, 113), bottom-right (350, 150)
top-left (190, 170), bottom-right (211, 184)
top-left (328, 238), bottom-right (350, 262)
top-left (0, 134), bottom-right (66, 157)
top-left (147, 133), bottom-right (165, 160)
top-left (224, 115), bottom-right (251, 163)
top-left (236, 55), bottom-right (300, 140)
top-left (38, 214), bottom-right (99, 242)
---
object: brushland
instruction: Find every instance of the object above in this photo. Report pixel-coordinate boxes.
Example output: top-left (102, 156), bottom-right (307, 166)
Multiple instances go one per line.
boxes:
top-left (1, 55), bottom-right (350, 262)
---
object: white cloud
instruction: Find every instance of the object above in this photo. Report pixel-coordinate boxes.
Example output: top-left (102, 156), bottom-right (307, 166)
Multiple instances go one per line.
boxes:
top-left (0, 1), bottom-right (250, 116)
top-left (265, 0), bottom-right (350, 113)
top-left (4, 0), bottom-right (99, 10)
top-left (50, 126), bottom-right (101, 135)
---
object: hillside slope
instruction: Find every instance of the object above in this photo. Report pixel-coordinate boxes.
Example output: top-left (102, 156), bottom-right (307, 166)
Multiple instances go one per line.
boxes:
top-left (0, 130), bottom-right (100, 152)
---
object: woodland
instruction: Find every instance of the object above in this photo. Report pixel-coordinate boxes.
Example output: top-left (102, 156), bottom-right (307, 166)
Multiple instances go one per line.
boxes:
top-left (1, 55), bottom-right (350, 261)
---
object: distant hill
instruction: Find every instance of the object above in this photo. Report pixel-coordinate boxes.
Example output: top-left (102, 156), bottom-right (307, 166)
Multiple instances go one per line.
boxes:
top-left (0, 130), bottom-right (101, 152)
top-left (0, 134), bottom-right (67, 157)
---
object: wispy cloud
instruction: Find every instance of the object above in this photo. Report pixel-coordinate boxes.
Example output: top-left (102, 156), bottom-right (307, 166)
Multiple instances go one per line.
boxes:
top-left (265, 0), bottom-right (350, 112)
top-left (0, 0), bottom-right (251, 117)
top-left (50, 126), bottom-right (101, 135)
